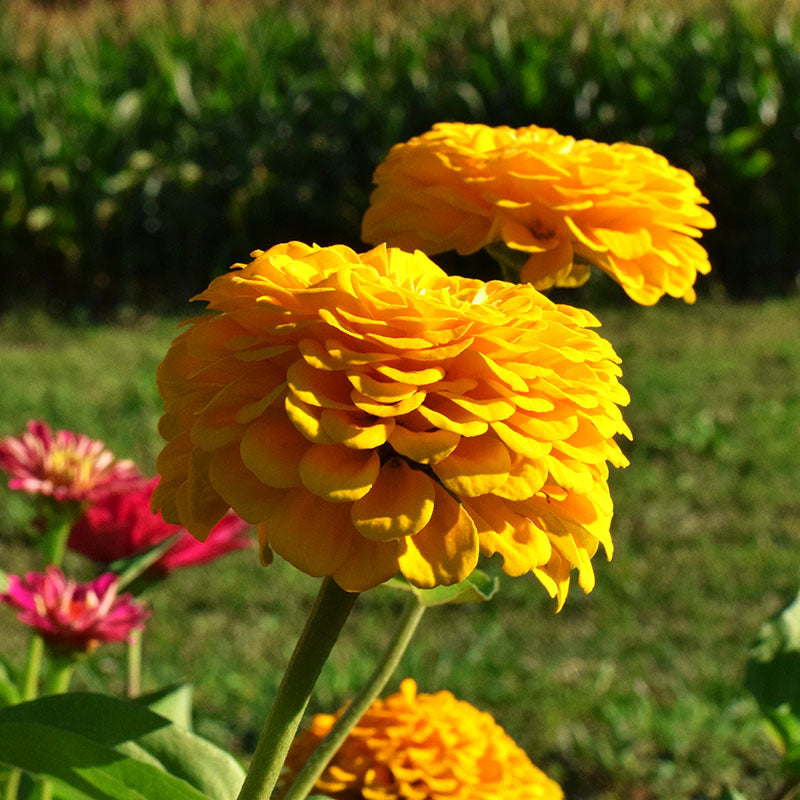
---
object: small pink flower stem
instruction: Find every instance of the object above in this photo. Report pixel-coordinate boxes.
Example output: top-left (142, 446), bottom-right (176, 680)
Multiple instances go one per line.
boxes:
top-left (40, 506), bottom-right (79, 567)
top-left (32, 659), bottom-right (75, 800)
top-left (3, 635), bottom-right (45, 800)
top-left (44, 657), bottom-right (75, 696)
top-left (127, 630), bottom-right (143, 699)
top-left (3, 507), bottom-right (82, 800)
top-left (20, 635), bottom-right (44, 702)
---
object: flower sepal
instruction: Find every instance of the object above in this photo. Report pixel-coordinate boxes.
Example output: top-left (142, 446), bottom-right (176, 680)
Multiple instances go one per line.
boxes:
top-left (384, 569), bottom-right (499, 607)
top-left (484, 242), bottom-right (532, 283)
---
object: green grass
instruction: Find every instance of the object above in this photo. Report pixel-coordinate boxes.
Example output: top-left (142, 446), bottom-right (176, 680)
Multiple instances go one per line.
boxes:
top-left (1, 296), bottom-right (799, 799)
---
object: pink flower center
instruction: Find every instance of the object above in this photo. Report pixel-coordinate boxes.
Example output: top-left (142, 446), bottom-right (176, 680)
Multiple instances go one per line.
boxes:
top-left (44, 447), bottom-right (96, 490)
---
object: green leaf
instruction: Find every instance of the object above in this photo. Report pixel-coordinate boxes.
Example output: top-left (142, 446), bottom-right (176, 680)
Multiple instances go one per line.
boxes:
top-left (135, 683), bottom-right (193, 730)
top-left (779, 742), bottom-right (800, 776)
top-left (110, 534), bottom-right (180, 590)
top-left (385, 570), bottom-right (499, 607)
top-left (746, 589), bottom-right (800, 752)
top-left (0, 722), bottom-right (210, 800)
top-left (723, 125), bottom-right (762, 153)
top-left (0, 667), bottom-right (21, 708)
top-left (0, 694), bottom-right (244, 800)
top-left (739, 148), bottom-right (774, 178)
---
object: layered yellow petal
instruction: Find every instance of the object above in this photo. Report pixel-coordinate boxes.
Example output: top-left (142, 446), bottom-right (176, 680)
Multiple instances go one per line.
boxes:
top-left (351, 459), bottom-right (436, 541)
top-left (398, 484), bottom-right (479, 588)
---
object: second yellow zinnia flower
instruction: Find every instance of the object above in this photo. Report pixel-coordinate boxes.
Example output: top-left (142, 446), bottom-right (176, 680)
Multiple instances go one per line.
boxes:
top-left (362, 122), bottom-right (715, 305)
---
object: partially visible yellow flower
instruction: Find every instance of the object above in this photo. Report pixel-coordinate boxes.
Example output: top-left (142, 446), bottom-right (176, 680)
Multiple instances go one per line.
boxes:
top-left (362, 122), bottom-right (715, 305)
top-left (153, 242), bottom-right (629, 605)
top-left (282, 678), bottom-right (563, 800)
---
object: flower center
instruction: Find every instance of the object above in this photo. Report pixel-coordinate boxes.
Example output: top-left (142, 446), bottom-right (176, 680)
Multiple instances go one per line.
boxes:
top-left (45, 447), bottom-right (95, 489)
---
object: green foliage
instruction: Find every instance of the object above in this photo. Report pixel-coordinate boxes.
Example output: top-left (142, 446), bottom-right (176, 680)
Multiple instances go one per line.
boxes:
top-left (385, 569), bottom-right (500, 606)
top-left (0, 4), bottom-right (798, 316)
top-left (0, 693), bottom-right (245, 800)
top-left (746, 591), bottom-right (800, 763)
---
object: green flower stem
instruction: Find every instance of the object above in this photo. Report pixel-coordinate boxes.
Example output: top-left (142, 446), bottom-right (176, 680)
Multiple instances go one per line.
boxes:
top-left (41, 506), bottom-right (79, 567)
top-left (236, 576), bottom-right (359, 800)
top-left (3, 634), bottom-right (46, 800)
top-left (34, 660), bottom-right (75, 800)
top-left (20, 634), bottom-right (45, 702)
top-left (44, 657), bottom-right (75, 696)
top-left (282, 593), bottom-right (425, 800)
top-left (484, 242), bottom-right (530, 283)
top-left (127, 629), bottom-right (143, 698)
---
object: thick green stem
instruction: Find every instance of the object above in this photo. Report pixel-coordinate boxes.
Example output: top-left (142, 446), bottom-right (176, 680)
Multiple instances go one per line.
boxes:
top-left (127, 630), bottom-right (143, 698)
top-left (281, 594), bottom-right (425, 800)
top-left (236, 577), bottom-right (359, 800)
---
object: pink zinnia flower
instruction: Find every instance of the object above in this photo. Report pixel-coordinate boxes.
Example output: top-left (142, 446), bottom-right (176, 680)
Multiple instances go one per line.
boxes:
top-left (68, 478), bottom-right (251, 574)
top-left (0, 567), bottom-right (149, 652)
top-left (0, 421), bottom-right (141, 503)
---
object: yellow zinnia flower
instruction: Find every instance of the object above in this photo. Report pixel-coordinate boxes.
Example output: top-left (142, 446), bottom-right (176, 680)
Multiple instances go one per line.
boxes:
top-left (282, 678), bottom-right (563, 800)
top-left (152, 242), bottom-right (630, 604)
top-left (361, 122), bottom-right (715, 305)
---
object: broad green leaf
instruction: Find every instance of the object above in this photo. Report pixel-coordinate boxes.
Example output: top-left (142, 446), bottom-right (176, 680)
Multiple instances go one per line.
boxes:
top-left (0, 722), bottom-right (210, 800)
top-left (135, 683), bottom-right (193, 730)
top-left (746, 589), bottom-right (800, 751)
top-left (0, 694), bottom-right (244, 800)
top-left (385, 570), bottom-right (499, 606)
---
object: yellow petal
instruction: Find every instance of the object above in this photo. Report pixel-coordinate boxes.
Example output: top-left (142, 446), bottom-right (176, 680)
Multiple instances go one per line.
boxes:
top-left (350, 389), bottom-right (426, 418)
top-left (332, 538), bottom-right (401, 592)
top-left (347, 371), bottom-right (417, 402)
top-left (351, 458), bottom-right (435, 541)
top-left (209, 445), bottom-right (284, 523)
top-left (417, 398), bottom-right (487, 437)
top-left (433, 436), bottom-right (511, 497)
top-left (398, 483), bottom-right (478, 588)
top-left (264, 488), bottom-right (356, 577)
top-left (320, 408), bottom-right (395, 448)
top-left (175, 448), bottom-right (230, 539)
top-left (285, 394), bottom-right (333, 444)
top-left (388, 426), bottom-right (460, 464)
top-left (241, 410), bottom-right (308, 488)
top-left (287, 358), bottom-right (353, 409)
top-left (299, 444), bottom-right (380, 502)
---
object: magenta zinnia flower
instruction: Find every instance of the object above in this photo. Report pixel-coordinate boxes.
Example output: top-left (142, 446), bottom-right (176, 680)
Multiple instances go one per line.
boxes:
top-left (0, 567), bottom-right (149, 652)
top-left (0, 421), bottom-right (141, 503)
top-left (68, 478), bottom-right (251, 574)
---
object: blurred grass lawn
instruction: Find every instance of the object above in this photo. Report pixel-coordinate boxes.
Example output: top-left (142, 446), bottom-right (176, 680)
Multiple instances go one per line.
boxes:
top-left (0, 295), bottom-right (798, 799)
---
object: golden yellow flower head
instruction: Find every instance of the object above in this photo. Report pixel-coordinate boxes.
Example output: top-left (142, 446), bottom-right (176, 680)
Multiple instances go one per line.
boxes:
top-left (152, 242), bottom-right (630, 604)
top-left (362, 122), bottom-right (715, 305)
top-left (283, 678), bottom-right (564, 800)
